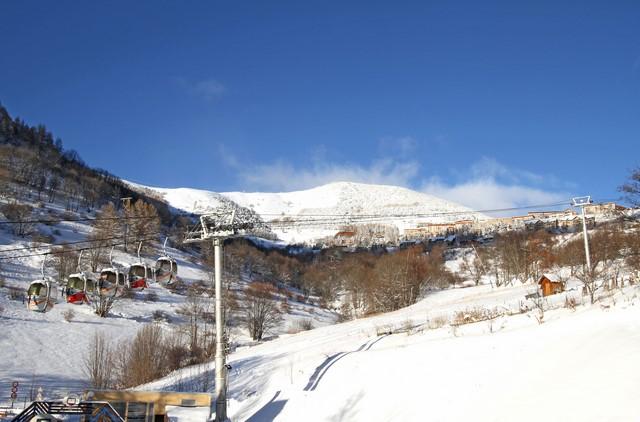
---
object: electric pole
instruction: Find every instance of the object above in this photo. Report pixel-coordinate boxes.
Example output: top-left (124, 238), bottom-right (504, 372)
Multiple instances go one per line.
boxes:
top-left (572, 196), bottom-right (592, 272)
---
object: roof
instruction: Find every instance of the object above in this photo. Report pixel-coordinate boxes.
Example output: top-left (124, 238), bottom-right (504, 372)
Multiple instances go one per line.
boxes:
top-left (538, 273), bottom-right (563, 284)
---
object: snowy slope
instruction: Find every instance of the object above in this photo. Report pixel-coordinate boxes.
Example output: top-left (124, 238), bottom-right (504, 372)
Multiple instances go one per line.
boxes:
top-left (140, 284), bottom-right (640, 422)
top-left (126, 181), bottom-right (487, 243)
top-left (0, 205), bottom-right (336, 405)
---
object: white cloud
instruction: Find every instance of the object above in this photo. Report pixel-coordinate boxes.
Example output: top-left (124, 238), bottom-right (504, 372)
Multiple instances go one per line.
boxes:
top-left (220, 143), bottom-right (572, 209)
top-left (421, 178), bottom-right (568, 212)
top-left (235, 158), bottom-right (420, 192)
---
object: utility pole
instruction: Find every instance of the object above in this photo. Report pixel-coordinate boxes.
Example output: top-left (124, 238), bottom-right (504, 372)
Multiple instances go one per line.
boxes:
top-left (213, 237), bottom-right (227, 422)
top-left (572, 196), bottom-right (592, 272)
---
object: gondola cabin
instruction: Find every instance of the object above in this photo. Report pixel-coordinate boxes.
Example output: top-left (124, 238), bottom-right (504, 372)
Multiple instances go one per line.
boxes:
top-left (98, 268), bottom-right (127, 297)
top-left (155, 257), bottom-right (178, 285)
top-left (128, 263), bottom-right (153, 290)
top-left (538, 273), bottom-right (565, 297)
top-left (65, 272), bottom-right (96, 304)
top-left (26, 278), bottom-right (58, 312)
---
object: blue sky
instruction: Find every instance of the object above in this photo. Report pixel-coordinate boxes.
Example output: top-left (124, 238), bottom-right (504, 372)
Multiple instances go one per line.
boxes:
top-left (1, 1), bottom-right (639, 210)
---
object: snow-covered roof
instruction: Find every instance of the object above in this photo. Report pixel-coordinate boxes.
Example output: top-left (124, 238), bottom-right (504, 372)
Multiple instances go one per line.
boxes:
top-left (539, 273), bottom-right (563, 283)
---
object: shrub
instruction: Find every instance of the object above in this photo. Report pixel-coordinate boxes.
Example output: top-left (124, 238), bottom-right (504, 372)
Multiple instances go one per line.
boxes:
top-left (63, 309), bottom-right (75, 322)
top-left (565, 296), bottom-right (577, 311)
top-left (1, 203), bottom-right (34, 237)
top-left (120, 289), bottom-right (135, 299)
top-left (7, 286), bottom-right (23, 301)
top-left (452, 307), bottom-right (502, 326)
top-left (152, 310), bottom-right (170, 323)
top-left (296, 318), bottom-right (314, 331)
top-left (31, 233), bottom-right (55, 244)
top-left (280, 299), bottom-right (290, 314)
top-left (337, 302), bottom-right (353, 322)
top-left (375, 324), bottom-right (393, 336)
top-left (427, 315), bottom-right (449, 329)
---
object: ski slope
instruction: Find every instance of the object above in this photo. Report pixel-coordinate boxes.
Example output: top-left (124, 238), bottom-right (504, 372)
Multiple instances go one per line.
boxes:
top-left (139, 283), bottom-right (640, 421)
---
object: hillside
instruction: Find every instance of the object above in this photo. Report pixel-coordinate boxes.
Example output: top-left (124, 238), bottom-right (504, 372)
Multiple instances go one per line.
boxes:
top-left (127, 181), bottom-right (487, 243)
top-left (139, 283), bottom-right (640, 422)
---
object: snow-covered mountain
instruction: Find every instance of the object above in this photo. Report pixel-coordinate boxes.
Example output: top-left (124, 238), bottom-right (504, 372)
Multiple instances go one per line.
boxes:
top-left (127, 181), bottom-right (487, 243)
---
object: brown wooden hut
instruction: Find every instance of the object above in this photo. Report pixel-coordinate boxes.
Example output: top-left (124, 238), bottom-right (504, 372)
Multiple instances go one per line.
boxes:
top-left (538, 273), bottom-right (564, 297)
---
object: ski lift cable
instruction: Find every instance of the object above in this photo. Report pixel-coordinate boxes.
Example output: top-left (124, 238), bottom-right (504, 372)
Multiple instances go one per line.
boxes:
top-left (253, 197), bottom-right (625, 226)
top-left (0, 215), bottom-right (157, 225)
top-left (186, 199), bottom-right (582, 234)
top-left (257, 197), bottom-right (623, 219)
top-left (0, 235), bottom-right (131, 254)
top-left (0, 234), bottom-right (163, 261)
top-left (255, 199), bottom-right (581, 219)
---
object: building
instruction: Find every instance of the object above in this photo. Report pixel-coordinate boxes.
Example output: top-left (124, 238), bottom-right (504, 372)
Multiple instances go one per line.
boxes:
top-left (334, 230), bottom-right (356, 246)
top-left (584, 202), bottom-right (626, 215)
top-left (86, 390), bottom-right (212, 422)
top-left (538, 274), bottom-right (564, 297)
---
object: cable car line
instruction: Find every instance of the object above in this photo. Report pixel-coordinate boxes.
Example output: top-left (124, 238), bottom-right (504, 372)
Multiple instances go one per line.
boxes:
top-left (0, 215), bottom-right (156, 225)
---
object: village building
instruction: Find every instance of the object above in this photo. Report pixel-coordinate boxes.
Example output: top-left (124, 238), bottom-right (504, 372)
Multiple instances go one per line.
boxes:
top-left (334, 230), bottom-right (356, 246)
top-left (584, 202), bottom-right (626, 215)
top-left (538, 273), bottom-right (565, 297)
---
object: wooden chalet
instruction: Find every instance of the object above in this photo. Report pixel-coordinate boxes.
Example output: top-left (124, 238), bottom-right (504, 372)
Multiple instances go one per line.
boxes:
top-left (334, 230), bottom-right (356, 246)
top-left (538, 273), bottom-right (564, 297)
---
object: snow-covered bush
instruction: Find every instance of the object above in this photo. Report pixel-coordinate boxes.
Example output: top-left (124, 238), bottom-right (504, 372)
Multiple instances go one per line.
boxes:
top-left (63, 308), bottom-right (75, 322)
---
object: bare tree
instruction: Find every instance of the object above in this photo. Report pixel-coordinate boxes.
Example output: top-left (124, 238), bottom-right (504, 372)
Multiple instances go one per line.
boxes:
top-left (460, 250), bottom-right (487, 286)
top-left (127, 199), bottom-right (160, 252)
top-left (619, 166), bottom-right (640, 206)
top-left (92, 291), bottom-right (117, 317)
top-left (52, 245), bottom-right (79, 280)
top-left (83, 331), bottom-right (114, 389)
top-left (241, 282), bottom-right (282, 341)
top-left (0, 202), bottom-right (34, 237)
top-left (115, 324), bottom-right (167, 388)
top-left (177, 287), bottom-right (214, 362)
top-left (576, 266), bottom-right (605, 305)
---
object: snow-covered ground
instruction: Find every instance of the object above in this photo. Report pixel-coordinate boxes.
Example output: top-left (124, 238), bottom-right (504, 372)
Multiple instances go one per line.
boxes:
top-left (137, 281), bottom-right (640, 421)
top-left (126, 181), bottom-right (487, 243)
top-left (0, 212), bottom-right (336, 406)
top-left (3, 190), bottom-right (640, 421)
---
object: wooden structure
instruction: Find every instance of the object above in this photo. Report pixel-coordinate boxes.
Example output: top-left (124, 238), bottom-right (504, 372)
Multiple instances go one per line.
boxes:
top-left (538, 274), bottom-right (564, 297)
top-left (85, 390), bottom-right (211, 421)
top-left (334, 230), bottom-right (356, 246)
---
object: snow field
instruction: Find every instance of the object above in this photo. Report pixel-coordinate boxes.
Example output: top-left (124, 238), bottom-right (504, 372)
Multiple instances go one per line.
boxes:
top-left (137, 282), bottom-right (640, 421)
top-left (0, 221), bottom-right (336, 405)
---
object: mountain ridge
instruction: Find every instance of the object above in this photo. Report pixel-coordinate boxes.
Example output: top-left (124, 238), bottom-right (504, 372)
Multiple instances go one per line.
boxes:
top-left (126, 180), bottom-right (487, 243)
